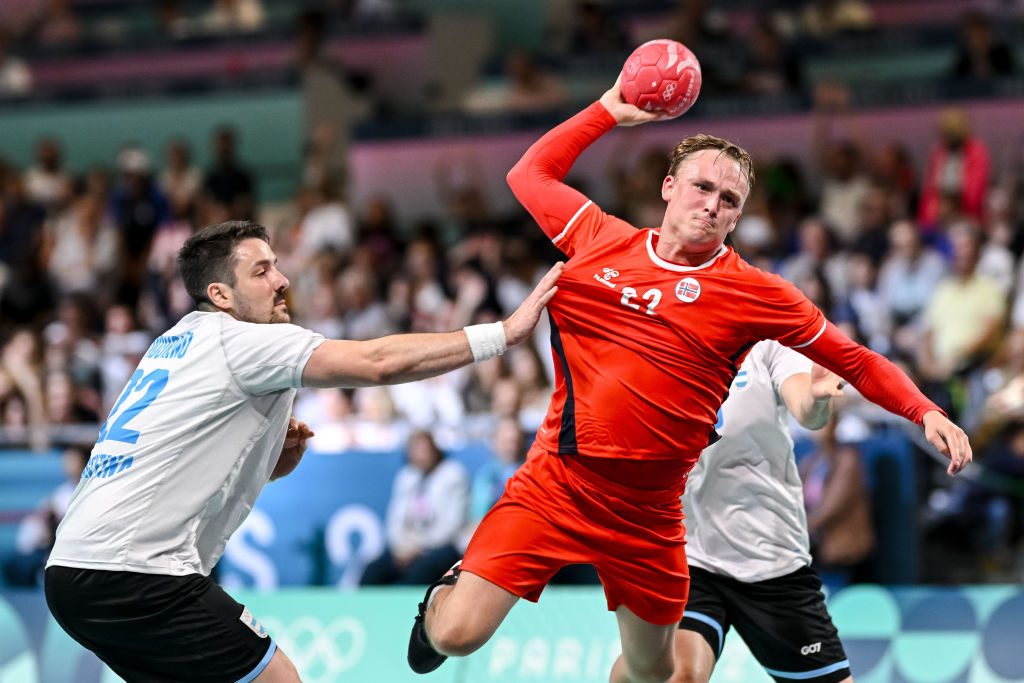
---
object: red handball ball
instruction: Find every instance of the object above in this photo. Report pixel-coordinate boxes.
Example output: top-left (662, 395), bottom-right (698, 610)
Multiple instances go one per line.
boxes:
top-left (619, 39), bottom-right (702, 118)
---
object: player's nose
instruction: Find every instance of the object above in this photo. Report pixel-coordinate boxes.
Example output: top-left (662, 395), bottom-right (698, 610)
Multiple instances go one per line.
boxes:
top-left (703, 195), bottom-right (718, 216)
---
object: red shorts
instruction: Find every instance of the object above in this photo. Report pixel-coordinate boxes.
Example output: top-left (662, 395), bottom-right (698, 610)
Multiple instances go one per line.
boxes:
top-left (462, 445), bottom-right (690, 626)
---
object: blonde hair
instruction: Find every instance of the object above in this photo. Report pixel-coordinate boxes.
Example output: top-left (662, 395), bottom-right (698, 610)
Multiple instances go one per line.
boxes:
top-left (667, 134), bottom-right (754, 192)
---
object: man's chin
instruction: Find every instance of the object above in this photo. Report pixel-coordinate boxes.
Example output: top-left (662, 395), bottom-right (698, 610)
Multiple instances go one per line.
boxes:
top-left (270, 309), bottom-right (291, 324)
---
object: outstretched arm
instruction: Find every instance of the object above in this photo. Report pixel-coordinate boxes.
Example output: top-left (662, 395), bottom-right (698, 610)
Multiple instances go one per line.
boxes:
top-left (798, 322), bottom-right (972, 475)
top-left (301, 261), bottom-right (562, 388)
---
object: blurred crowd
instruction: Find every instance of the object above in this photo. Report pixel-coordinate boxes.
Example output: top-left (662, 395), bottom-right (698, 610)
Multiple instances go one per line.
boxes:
top-left (1, 0), bottom-right (1024, 585)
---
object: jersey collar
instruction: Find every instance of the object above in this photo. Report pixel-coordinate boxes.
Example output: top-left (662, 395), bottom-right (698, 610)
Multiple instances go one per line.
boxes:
top-left (646, 231), bottom-right (728, 272)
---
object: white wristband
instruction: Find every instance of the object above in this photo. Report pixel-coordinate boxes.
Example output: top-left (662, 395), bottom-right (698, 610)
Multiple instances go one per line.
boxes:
top-left (464, 322), bottom-right (507, 362)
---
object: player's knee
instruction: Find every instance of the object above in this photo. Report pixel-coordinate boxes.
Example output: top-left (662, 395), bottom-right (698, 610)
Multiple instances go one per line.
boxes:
top-left (427, 618), bottom-right (489, 657)
top-left (623, 655), bottom-right (675, 683)
top-left (668, 663), bottom-right (706, 683)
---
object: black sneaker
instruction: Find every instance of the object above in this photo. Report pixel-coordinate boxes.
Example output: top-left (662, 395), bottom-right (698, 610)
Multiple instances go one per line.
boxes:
top-left (407, 561), bottom-right (462, 674)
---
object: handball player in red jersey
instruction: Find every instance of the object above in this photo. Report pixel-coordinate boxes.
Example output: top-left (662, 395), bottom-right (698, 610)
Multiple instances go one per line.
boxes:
top-left (407, 77), bottom-right (972, 683)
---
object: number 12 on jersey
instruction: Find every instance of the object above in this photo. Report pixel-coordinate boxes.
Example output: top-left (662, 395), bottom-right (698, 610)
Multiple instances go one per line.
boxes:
top-left (97, 369), bottom-right (170, 445)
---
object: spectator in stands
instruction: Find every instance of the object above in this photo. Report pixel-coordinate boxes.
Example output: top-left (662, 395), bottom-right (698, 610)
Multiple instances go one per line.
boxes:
top-left (158, 139), bottom-right (202, 221)
top-left (0, 160), bottom-right (51, 326)
top-left (917, 107), bottom-right (991, 231)
top-left (506, 343), bottom-right (552, 432)
top-left (27, 0), bottom-right (81, 46)
top-left (292, 10), bottom-right (372, 191)
top-left (799, 0), bottom-right (875, 38)
top-left (780, 216), bottom-right (848, 305)
top-left (918, 222), bottom-right (1007, 423)
top-left (461, 416), bottom-right (527, 548)
top-left (0, 33), bottom-right (32, 96)
top-left (741, 16), bottom-right (802, 96)
top-left (43, 369), bottom-right (98, 427)
top-left (388, 236), bottom-right (453, 333)
top-left (156, 0), bottom-right (194, 40)
top-left (202, 125), bottom-right (254, 222)
top-left (842, 250), bottom-right (890, 353)
top-left (199, 0), bottom-right (265, 34)
top-left (98, 304), bottom-right (150, 414)
top-left (952, 10), bottom-right (1016, 81)
top-left (295, 173), bottom-right (355, 260)
top-left (877, 219), bottom-right (947, 359)
top-left (462, 354), bottom-right (507, 415)
top-left (335, 264), bottom-right (394, 341)
top-left (566, 0), bottom-right (629, 56)
top-left (870, 141), bottom-right (919, 219)
top-left (609, 146), bottom-right (676, 228)
top-left (24, 137), bottom-right (71, 213)
top-left (800, 412), bottom-right (875, 591)
top-left (657, 0), bottom-right (733, 92)
top-left (462, 51), bottom-right (569, 115)
top-left (1, 445), bottom-right (89, 587)
top-left (111, 145), bottom-right (169, 307)
top-left (812, 83), bottom-right (873, 246)
top-left (355, 195), bottom-right (403, 284)
top-left (360, 430), bottom-right (469, 585)
top-left (0, 329), bottom-right (46, 450)
top-left (924, 413), bottom-right (1024, 576)
top-left (43, 176), bottom-right (118, 301)
top-left (141, 184), bottom-right (196, 332)
top-left (42, 295), bottom-right (103, 415)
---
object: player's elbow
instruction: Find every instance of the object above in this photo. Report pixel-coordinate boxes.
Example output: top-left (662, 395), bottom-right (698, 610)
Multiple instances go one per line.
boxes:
top-left (506, 162), bottom-right (527, 194)
top-left (797, 413), bottom-right (831, 431)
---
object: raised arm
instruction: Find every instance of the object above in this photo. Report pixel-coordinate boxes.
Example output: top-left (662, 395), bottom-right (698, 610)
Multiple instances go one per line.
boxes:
top-left (301, 262), bottom-right (562, 388)
top-left (798, 321), bottom-right (972, 475)
top-left (506, 77), bottom-right (671, 240)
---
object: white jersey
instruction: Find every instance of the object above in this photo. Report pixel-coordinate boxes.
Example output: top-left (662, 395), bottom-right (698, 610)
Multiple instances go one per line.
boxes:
top-left (48, 311), bottom-right (325, 577)
top-left (681, 340), bottom-right (812, 582)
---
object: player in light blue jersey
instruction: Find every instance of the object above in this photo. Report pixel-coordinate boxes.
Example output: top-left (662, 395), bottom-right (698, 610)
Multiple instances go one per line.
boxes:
top-left (44, 220), bottom-right (562, 683)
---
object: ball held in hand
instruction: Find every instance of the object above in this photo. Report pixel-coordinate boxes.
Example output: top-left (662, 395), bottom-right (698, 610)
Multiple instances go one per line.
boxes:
top-left (619, 39), bottom-right (702, 118)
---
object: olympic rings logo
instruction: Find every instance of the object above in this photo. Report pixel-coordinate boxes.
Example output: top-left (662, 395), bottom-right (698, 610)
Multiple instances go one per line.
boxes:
top-left (261, 616), bottom-right (367, 682)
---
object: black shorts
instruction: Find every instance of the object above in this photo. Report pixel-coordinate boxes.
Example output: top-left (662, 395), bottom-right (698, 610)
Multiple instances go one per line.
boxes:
top-left (679, 565), bottom-right (851, 683)
top-left (44, 565), bottom-right (276, 683)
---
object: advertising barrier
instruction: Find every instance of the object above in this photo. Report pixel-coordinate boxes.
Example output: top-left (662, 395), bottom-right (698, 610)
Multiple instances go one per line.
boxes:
top-left (2, 584), bottom-right (1023, 682)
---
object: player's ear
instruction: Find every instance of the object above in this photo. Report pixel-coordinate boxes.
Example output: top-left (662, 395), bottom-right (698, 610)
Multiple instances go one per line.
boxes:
top-left (727, 211), bottom-right (742, 233)
top-left (207, 282), bottom-right (232, 311)
top-left (661, 174), bottom-right (675, 202)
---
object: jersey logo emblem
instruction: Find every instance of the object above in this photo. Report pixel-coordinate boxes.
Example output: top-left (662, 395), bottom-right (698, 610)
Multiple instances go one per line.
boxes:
top-left (239, 607), bottom-right (269, 638)
top-left (734, 369), bottom-right (749, 388)
top-left (675, 277), bottom-right (701, 303)
top-left (594, 267), bottom-right (620, 288)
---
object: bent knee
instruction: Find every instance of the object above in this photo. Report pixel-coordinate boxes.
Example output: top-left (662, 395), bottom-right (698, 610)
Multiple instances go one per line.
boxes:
top-left (427, 620), bottom-right (490, 657)
top-left (626, 658), bottom-right (676, 683)
top-left (669, 666), bottom-right (707, 683)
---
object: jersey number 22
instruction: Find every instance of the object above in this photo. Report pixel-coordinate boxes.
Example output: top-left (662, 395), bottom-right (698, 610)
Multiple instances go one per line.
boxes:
top-left (97, 368), bottom-right (170, 445)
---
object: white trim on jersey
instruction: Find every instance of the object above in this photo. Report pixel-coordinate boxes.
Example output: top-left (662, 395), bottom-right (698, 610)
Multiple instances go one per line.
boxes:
top-left (791, 318), bottom-right (828, 348)
top-left (552, 200), bottom-right (593, 245)
top-left (645, 232), bottom-right (728, 272)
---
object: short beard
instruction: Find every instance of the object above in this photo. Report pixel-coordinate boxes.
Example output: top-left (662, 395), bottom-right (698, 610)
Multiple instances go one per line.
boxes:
top-left (269, 306), bottom-right (291, 324)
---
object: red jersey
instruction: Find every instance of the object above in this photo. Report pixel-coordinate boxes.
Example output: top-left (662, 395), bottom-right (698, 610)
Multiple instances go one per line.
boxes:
top-left (507, 102), bottom-right (941, 494)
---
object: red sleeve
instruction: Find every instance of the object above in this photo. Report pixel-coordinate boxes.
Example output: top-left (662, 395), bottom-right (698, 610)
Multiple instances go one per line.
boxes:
top-left (797, 321), bottom-right (944, 425)
top-left (506, 102), bottom-right (617, 241)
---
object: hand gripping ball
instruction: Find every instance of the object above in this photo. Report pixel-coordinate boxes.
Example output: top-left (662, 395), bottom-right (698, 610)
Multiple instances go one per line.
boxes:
top-left (619, 39), bottom-right (702, 118)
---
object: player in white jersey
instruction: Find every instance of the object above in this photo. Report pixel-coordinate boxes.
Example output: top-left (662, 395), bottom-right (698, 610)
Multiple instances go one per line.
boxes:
top-left (672, 340), bottom-right (854, 683)
top-left (43, 220), bottom-right (563, 683)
